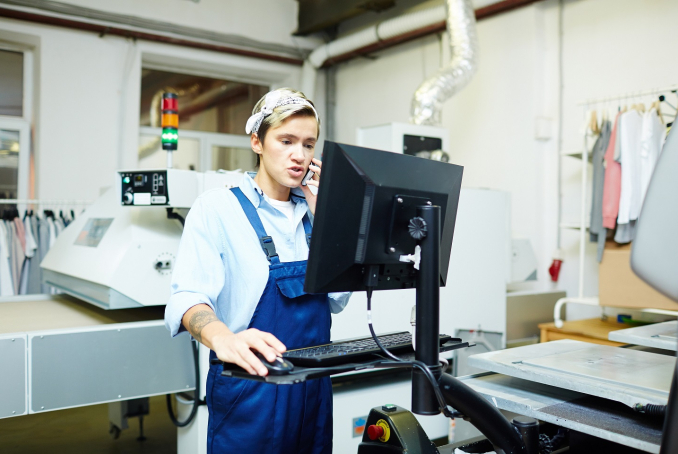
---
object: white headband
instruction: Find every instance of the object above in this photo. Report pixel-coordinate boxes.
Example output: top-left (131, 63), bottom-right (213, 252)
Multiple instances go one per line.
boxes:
top-left (245, 91), bottom-right (318, 135)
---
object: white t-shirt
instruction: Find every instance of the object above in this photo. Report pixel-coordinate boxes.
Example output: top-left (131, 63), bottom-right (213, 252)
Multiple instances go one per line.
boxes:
top-left (267, 198), bottom-right (296, 230)
top-left (617, 110), bottom-right (643, 224)
top-left (640, 108), bottom-right (665, 205)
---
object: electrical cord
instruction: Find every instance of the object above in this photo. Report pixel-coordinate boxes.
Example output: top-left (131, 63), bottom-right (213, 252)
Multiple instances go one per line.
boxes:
top-left (366, 287), bottom-right (457, 418)
top-left (166, 339), bottom-right (201, 427)
top-left (165, 208), bottom-right (201, 427)
top-left (166, 208), bottom-right (185, 227)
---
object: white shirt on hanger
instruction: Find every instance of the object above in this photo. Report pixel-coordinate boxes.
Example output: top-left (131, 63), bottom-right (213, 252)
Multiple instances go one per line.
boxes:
top-left (617, 110), bottom-right (643, 224)
top-left (23, 217), bottom-right (37, 259)
top-left (0, 222), bottom-right (15, 297)
top-left (640, 108), bottom-right (665, 206)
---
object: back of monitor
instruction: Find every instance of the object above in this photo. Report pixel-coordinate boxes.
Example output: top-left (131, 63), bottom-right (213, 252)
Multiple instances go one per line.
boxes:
top-left (631, 127), bottom-right (678, 304)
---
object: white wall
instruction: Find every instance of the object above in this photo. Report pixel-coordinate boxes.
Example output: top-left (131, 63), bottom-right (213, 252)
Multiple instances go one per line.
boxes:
top-left (334, 0), bottom-right (678, 319)
top-left (47, 0), bottom-right (318, 50)
top-left (0, 14), bottom-right (303, 203)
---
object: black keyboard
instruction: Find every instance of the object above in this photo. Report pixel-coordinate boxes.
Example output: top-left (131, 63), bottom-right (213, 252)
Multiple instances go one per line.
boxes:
top-left (282, 331), bottom-right (454, 367)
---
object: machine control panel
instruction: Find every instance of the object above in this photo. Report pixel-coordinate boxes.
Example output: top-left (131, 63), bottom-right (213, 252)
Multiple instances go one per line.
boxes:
top-left (120, 171), bottom-right (168, 206)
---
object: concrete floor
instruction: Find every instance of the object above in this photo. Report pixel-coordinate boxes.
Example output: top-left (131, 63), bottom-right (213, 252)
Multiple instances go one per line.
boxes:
top-left (0, 396), bottom-right (177, 454)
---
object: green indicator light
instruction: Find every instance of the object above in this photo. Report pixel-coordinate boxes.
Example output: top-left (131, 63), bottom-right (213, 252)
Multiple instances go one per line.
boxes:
top-left (161, 127), bottom-right (178, 151)
top-left (123, 176), bottom-right (130, 184)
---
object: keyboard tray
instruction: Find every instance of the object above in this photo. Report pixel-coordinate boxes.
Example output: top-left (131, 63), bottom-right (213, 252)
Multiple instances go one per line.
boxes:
top-left (215, 339), bottom-right (471, 385)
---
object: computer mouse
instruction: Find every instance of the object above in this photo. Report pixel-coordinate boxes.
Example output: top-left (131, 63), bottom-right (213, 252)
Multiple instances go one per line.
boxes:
top-left (255, 352), bottom-right (294, 375)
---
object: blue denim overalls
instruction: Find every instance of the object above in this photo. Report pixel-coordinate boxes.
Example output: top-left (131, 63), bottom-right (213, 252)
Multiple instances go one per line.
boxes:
top-left (206, 187), bottom-right (333, 454)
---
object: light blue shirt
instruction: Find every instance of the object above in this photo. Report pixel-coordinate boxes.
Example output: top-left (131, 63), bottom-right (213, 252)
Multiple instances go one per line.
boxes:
top-left (164, 172), bottom-right (351, 337)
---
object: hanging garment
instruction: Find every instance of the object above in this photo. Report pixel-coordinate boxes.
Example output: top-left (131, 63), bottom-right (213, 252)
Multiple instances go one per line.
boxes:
top-left (589, 120), bottom-right (611, 262)
top-left (19, 216), bottom-right (38, 295)
top-left (0, 222), bottom-right (15, 297)
top-left (26, 215), bottom-right (43, 294)
top-left (14, 217), bottom-right (26, 253)
top-left (8, 220), bottom-right (26, 294)
top-left (206, 187), bottom-right (332, 454)
top-left (38, 216), bottom-right (51, 294)
top-left (639, 108), bottom-right (665, 206)
top-left (54, 218), bottom-right (64, 236)
top-left (616, 110), bottom-right (643, 243)
top-left (615, 220), bottom-right (636, 244)
top-left (47, 217), bottom-right (57, 249)
top-left (602, 113), bottom-right (622, 230)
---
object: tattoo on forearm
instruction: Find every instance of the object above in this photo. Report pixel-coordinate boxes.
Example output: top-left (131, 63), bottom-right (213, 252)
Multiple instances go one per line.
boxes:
top-left (188, 310), bottom-right (220, 343)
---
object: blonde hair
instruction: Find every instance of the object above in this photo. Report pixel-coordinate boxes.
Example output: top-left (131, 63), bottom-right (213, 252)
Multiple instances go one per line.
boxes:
top-left (251, 88), bottom-right (320, 146)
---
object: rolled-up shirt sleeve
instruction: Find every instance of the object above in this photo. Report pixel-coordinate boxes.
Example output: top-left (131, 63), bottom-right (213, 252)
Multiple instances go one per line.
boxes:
top-left (165, 197), bottom-right (226, 337)
top-left (328, 292), bottom-right (351, 314)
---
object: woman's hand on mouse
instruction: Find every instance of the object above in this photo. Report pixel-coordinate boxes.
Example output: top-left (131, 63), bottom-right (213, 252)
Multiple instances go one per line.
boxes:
top-left (300, 158), bottom-right (321, 216)
top-left (212, 328), bottom-right (286, 376)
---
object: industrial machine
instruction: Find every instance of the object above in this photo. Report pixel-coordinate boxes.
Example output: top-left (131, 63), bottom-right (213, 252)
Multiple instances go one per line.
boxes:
top-left (40, 168), bottom-right (242, 310)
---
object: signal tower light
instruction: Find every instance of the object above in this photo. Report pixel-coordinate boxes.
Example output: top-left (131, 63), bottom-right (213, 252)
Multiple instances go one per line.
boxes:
top-left (161, 92), bottom-right (178, 152)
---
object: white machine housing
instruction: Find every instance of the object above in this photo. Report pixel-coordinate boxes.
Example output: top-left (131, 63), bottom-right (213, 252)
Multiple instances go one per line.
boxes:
top-left (357, 122), bottom-right (450, 156)
top-left (41, 169), bottom-right (243, 310)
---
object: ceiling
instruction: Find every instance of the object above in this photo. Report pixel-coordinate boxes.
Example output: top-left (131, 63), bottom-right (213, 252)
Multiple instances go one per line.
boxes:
top-left (296, 0), bottom-right (502, 36)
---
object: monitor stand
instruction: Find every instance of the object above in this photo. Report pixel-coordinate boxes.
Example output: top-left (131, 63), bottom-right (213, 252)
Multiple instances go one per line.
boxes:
top-left (406, 204), bottom-right (526, 454)
top-left (214, 204), bottom-right (529, 454)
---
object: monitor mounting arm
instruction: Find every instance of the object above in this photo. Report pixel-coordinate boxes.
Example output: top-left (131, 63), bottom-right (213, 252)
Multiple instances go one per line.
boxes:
top-left (410, 204), bottom-right (526, 454)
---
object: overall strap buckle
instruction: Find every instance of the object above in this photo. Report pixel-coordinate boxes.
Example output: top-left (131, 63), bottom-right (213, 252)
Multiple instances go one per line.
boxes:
top-left (306, 233), bottom-right (312, 248)
top-left (260, 236), bottom-right (279, 262)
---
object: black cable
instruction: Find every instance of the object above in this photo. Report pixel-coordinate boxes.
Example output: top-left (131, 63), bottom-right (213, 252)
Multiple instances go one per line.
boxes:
top-left (366, 288), bottom-right (402, 362)
top-left (166, 208), bottom-right (185, 227)
top-left (166, 339), bottom-right (201, 427)
top-left (165, 208), bottom-right (199, 427)
top-left (366, 287), bottom-right (457, 418)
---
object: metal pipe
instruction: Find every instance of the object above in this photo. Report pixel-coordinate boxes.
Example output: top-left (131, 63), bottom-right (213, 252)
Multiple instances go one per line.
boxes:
top-left (301, 0), bottom-right (545, 97)
top-left (0, 6), bottom-right (303, 66)
top-left (319, 0), bottom-right (545, 69)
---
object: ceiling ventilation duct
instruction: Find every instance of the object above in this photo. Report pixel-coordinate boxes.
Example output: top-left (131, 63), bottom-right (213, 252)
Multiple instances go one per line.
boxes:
top-left (300, 4), bottom-right (447, 99)
top-left (410, 0), bottom-right (479, 126)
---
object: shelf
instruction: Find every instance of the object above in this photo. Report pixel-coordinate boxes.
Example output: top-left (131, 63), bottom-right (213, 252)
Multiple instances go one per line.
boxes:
top-left (561, 150), bottom-right (593, 162)
top-left (560, 222), bottom-right (590, 230)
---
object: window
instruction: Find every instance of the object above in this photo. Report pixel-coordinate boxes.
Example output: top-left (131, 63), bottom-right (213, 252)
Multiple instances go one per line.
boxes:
top-left (0, 50), bottom-right (23, 117)
top-left (0, 129), bottom-right (20, 199)
top-left (138, 69), bottom-right (267, 172)
top-left (0, 48), bottom-right (31, 210)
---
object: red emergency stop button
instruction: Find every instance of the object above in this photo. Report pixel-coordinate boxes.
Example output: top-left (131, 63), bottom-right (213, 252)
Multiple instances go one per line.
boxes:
top-left (367, 424), bottom-right (384, 440)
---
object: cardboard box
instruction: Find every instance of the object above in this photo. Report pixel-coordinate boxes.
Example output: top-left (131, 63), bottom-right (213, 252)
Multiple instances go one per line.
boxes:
top-left (599, 242), bottom-right (678, 311)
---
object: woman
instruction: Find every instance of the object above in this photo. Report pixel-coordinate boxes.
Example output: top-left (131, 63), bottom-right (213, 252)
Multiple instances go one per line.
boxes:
top-left (165, 88), bottom-right (350, 454)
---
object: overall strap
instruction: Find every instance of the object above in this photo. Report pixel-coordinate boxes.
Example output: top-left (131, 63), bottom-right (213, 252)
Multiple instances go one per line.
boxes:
top-left (302, 214), bottom-right (312, 248)
top-left (230, 187), bottom-right (280, 265)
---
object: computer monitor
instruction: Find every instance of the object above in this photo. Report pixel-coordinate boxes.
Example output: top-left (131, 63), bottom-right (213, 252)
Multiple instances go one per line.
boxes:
top-left (304, 141), bottom-right (463, 294)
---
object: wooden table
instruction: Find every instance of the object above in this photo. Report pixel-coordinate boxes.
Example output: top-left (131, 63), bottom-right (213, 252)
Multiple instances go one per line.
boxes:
top-left (538, 318), bottom-right (627, 346)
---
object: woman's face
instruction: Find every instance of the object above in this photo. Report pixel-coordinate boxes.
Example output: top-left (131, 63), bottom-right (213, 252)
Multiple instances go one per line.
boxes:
top-left (253, 114), bottom-right (318, 189)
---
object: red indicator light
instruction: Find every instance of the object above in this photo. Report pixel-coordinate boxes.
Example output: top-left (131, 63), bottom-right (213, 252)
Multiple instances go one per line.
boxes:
top-left (162, 96), bottom-right (178, 111)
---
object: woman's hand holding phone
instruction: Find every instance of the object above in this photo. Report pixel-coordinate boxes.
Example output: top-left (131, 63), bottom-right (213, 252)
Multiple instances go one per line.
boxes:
top-left (300, 157), bottom-right (321, 215)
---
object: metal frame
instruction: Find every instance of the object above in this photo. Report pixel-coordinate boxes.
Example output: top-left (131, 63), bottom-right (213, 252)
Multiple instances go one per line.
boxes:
top-left (0, 44), bottom-right (33, 214)
top-left (139, 127), bottom-right (252, 173)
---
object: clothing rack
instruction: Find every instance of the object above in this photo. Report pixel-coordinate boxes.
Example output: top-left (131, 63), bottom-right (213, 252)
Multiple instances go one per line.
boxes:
top-left (0, 199), bottom-right (92, 205)
top-left (577, 85), bottom-right (678, 106)
top-left (555, 85), bottom-right (678, 327)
